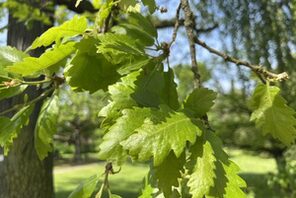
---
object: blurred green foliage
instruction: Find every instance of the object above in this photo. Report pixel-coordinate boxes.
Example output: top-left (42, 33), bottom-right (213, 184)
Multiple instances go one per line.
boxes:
top-left (54, 87), bottom-right (108, 161)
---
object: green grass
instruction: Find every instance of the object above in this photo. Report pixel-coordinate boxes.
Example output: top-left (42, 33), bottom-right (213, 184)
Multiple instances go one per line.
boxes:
top-left (54, 163), bottom-right (148, 198)
top-left (54, 149), bottom-right (283, 198)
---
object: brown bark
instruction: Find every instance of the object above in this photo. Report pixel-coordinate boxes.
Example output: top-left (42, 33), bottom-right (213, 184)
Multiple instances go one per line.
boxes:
top-left (0, 1), bottom-right (54, 198)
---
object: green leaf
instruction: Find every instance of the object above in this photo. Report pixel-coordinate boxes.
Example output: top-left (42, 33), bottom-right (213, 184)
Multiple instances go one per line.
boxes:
top-left (121, 106), bottom-right (203, 165)
top-left (0, 105), bottom-right (34, 154)
top-left (126, 12), bottom-right (157, 38)
top-left (184, 88), bottom-right (217, 117)
top-left (0, 85), bottom-right (27, 101)
top-left (7, 42), bottom-right (76, 76)
top-left (187, 135), bottom-right (216, 198)
top-left (68, 174), bottom-right (100, 198)
top-left (65, 51), bottom-right (120, 93)
top-left (188, 132), bottom-right (246, 198)
top-left (142, 0), bottom-right (157, 14)
top-left (155, 151), bottom-right (185, 197)
top-left (117, 57), bottom-right (151, 75)
top-left (132, 66), bottom-right (180, 110)
top-left (249, 84), bottom-right (296, 145)
top-left (35, 94), bottom-right (59, 160)
top-left (97, 33), bottom-right (145, 64)
top-left (139, 174), bottom-right (154, 198)
top-left (98, 70), bottom-right (139, 121)
top-left (119, 23), bottom-right (154, 46)
top-left (31, 15), bottom-right (87, 49)
top-left (98, 107), bottom-right (152, 163)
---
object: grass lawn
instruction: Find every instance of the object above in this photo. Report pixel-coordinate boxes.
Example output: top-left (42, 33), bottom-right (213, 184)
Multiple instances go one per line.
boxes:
top-left (54, 162), bottom-right (148, 198)
top-left (54, 148), bottom-right (285, 198)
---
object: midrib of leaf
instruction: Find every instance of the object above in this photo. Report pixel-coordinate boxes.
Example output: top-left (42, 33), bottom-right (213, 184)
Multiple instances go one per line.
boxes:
top-left (265, 85), bottom-right (279, 134)
top-left (53, 27), bottom-right (85, 34)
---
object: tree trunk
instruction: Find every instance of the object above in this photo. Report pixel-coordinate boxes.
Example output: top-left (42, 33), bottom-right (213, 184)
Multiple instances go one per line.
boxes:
top-left (0, 1), bottom-right (54, 197)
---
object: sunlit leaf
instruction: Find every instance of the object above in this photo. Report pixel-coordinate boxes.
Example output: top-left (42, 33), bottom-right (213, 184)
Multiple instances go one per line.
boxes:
top-left (68, 175), bottom-right (100, 198)
top-left (121, 106), bottom-right (203, 165)
top-left (188, 132), bottom-right (246, 198)
top-left (31, 15), bottom-right (87, 49)
top-left (249, 84), bottom-right (296, 145)
top-left (7, 42), bottom-right (75, 76)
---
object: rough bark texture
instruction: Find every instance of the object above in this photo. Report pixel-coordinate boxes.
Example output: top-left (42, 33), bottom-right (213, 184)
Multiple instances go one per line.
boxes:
top-left (0, 1), bottom-right (54, 198)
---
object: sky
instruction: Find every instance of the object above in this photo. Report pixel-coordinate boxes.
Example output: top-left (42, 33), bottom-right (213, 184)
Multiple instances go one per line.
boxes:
top-left (0, 0), bottom-right (247, 92)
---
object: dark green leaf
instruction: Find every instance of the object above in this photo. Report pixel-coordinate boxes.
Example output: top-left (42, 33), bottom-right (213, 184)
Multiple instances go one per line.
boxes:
top-left (132, 66), bottom-right (180, 110)
top-left (184, 88), bottom-right (217, 117)
top-left (0, 85), bottom-right (27, 101)
top-left (97, 33), bottom-right (145, 64)
top-left (155, 152), bottom-right (185, 197)
top-left (142, 0), bottom-right (157, 14)
top-left (127, 12), bottom-right (157, 38)
top-left (65, 51), bottom-right (120, 93)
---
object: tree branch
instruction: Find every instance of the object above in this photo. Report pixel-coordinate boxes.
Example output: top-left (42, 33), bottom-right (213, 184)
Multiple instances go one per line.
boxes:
top-left (153, 18), bottom-right (218, 34)
top-left (194, 37), bottom-right (289, 82)
top-left (168, 3), bottom-right (182, 47)
top-left (154, 18), bottom-right (184, 29)
top-left (54, 0), bottom-right (97, 13)
top-left (181, 0), bottom-right (201, 87)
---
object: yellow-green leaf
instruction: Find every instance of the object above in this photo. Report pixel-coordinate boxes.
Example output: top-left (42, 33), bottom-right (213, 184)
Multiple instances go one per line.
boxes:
top-left (31, 15), bottom-right (87, 49)
top-left (7, 42), bottom-right (75, 76)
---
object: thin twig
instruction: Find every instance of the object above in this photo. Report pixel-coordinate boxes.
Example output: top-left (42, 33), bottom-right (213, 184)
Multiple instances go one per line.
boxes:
top-left (181, 0), bottom-right (201, 87)
top-left (194, 37), bottom-right (289, 82)
top-left (0, 87), bottom-right (54, 116)
top-left (168, 3), bottom-right (182, 47)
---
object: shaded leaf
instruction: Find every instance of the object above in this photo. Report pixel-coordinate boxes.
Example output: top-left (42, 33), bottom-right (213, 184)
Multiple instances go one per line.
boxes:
top-left (127, 12), bottom-right (157, 38)
top-left (142, 0), bottom-right (157, 13)
top-left (0, 85), bottom-right (27, 101)
top-left (35, 94), bottom-right (59, 160)
top-left (155, 151), bottom-right (185, 197)
top-left (97, 33), bottom-right (145, 64)
top-left (0, 105), bottom-right (34, 154)
top-left (184, 88), bottom-right (217, 117)
top-left (132, 66), bottom-right (180, 110)
top-left (65, 51), bottom-right (120, 93)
